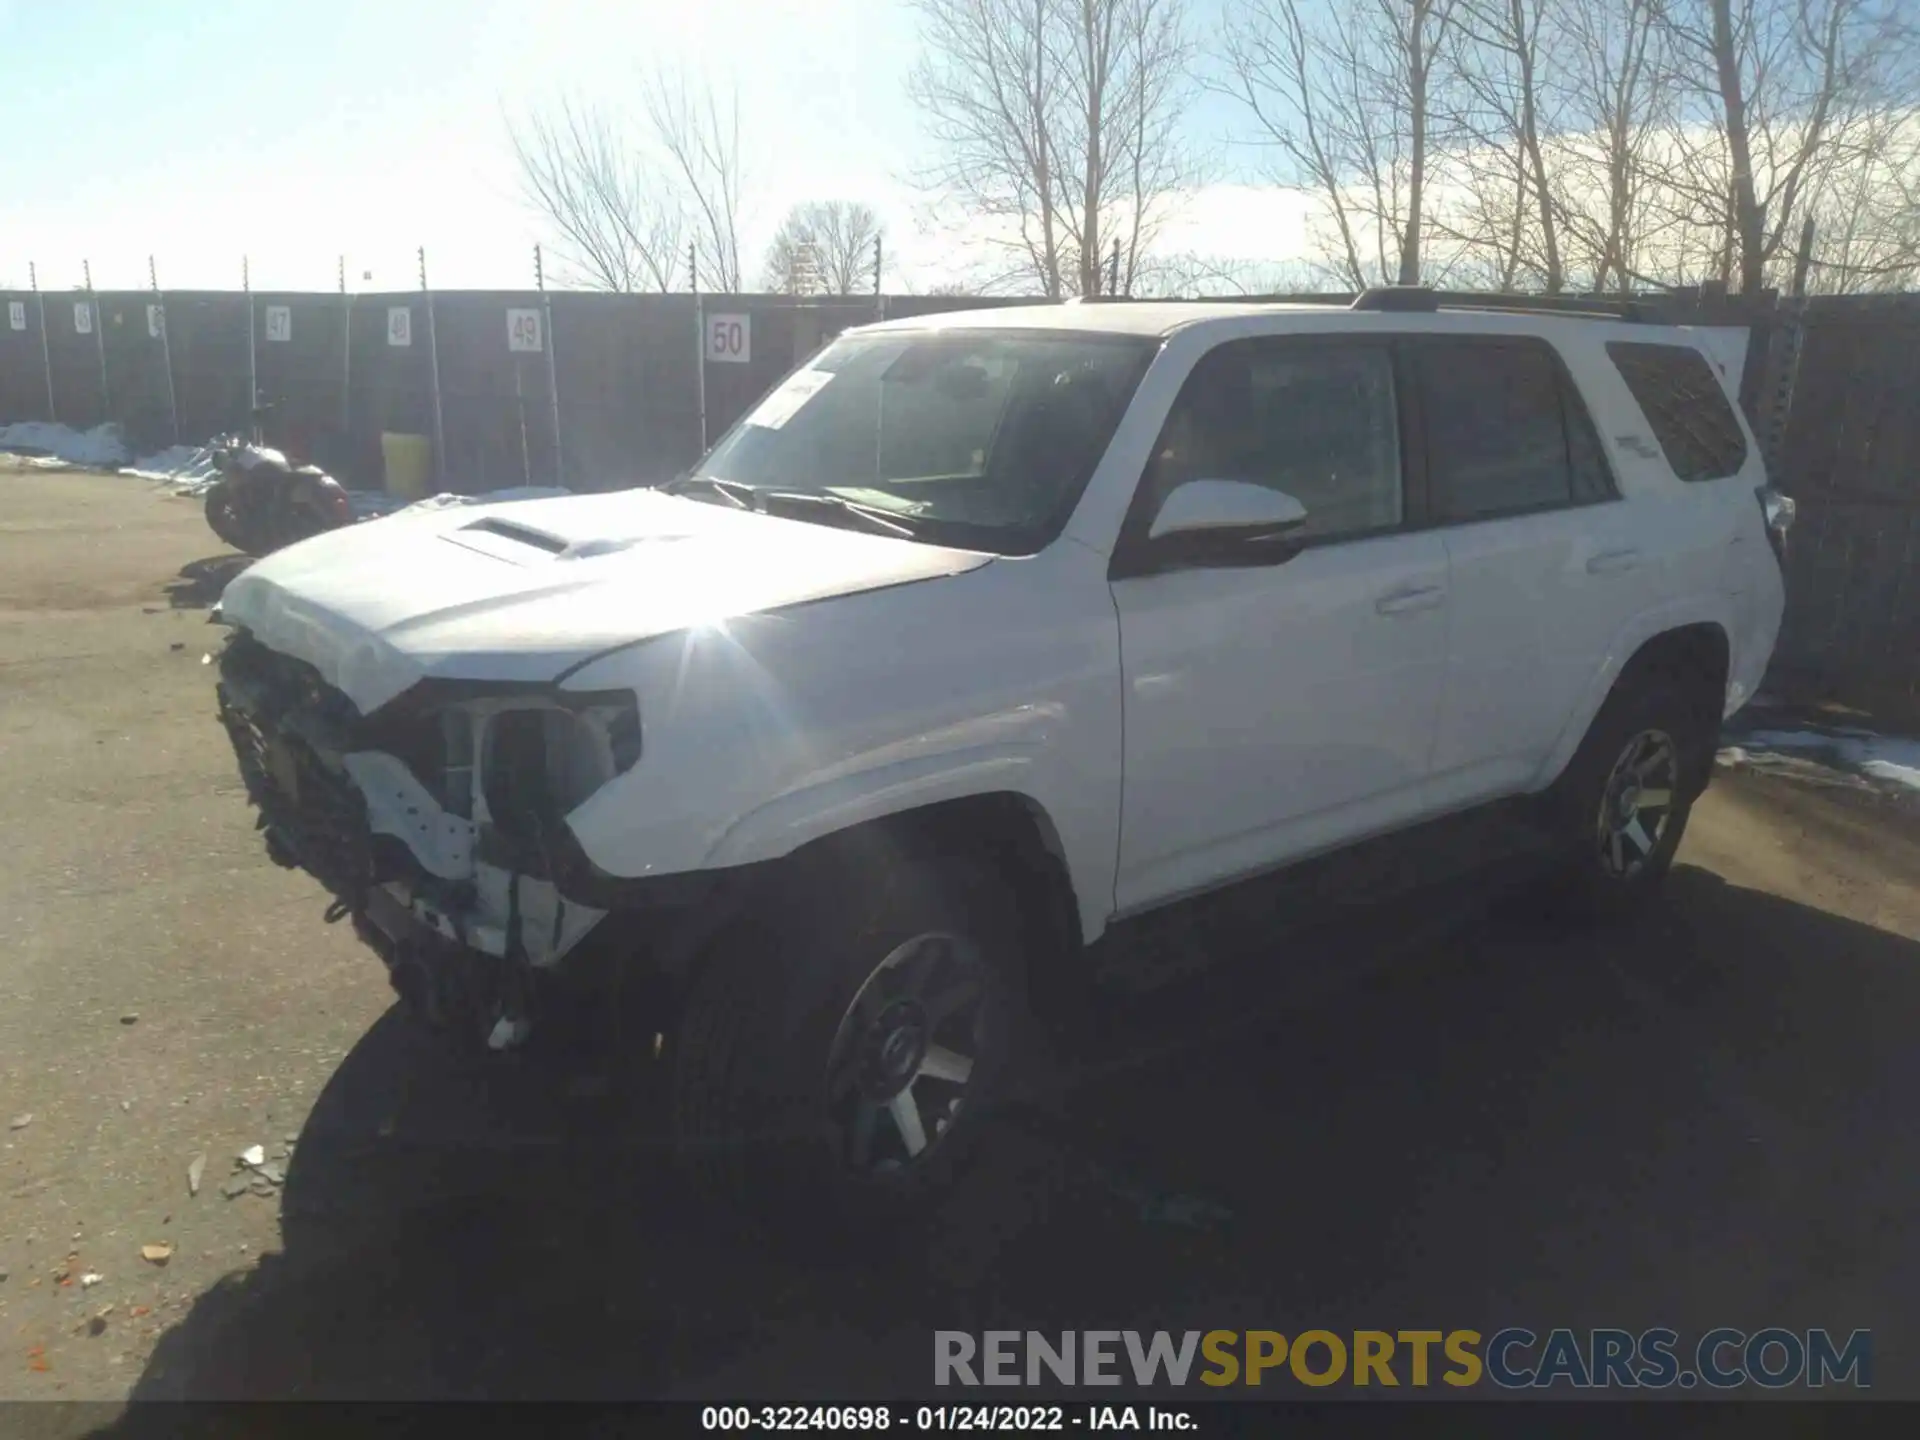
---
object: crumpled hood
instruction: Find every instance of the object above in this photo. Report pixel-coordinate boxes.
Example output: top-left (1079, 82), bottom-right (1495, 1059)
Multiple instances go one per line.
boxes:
top-left (218, 488), bottom-right (993, 713)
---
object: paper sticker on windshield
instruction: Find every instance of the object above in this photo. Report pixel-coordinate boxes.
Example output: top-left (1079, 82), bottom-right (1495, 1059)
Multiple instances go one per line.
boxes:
top-left (744, 369), bottom-right (835, 430)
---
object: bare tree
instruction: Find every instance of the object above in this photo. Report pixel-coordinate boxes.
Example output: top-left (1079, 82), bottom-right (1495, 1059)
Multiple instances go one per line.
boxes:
top-left (1652, 0), bottom-right (1919, 294)
top-left (1222, 0), bottom-right (1460, 289)
top-left (907, 0), bottom-right (1198, 298)
top-left (762, 202), bottom-right (885, 294)
top-left (643, 67), bottom-right (749, 292)
top-left (508, 99), bottom-right (685, 292)
top-left (1445, 0), bottom-right (1564, 290)
top-left (1540, 0), bottom-right (1678, 293)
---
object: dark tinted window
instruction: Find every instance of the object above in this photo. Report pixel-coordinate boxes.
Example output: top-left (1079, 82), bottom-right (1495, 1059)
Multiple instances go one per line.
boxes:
top-left (1417, 340), bottom-right (1588, 522)
top-left (1146, 342), bottom-right (1402, 543)
top-left (1606, 341), bottom-right (1748, 482)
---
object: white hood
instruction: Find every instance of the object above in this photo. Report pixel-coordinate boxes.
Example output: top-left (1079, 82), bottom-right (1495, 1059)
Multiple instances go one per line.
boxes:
top-left (218, 488), bottom-right (993, 712)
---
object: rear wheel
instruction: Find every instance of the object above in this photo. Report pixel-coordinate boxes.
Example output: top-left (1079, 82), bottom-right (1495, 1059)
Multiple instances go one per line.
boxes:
top-left (668, 852), bottom-right (1025, 1221)
top-left (1543, 676), bottom-right (1712, 920)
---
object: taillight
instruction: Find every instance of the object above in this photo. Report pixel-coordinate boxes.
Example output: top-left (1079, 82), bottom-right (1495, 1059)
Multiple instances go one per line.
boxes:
top-left (1757, 485), bottom-right (1795, 564)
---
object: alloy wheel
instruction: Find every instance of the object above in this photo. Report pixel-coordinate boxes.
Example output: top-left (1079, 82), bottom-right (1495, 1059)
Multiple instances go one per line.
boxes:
top-left (824, 931), bottom-right (991, 1175)
top-left (1595, 727), bottom-right (1680, 879)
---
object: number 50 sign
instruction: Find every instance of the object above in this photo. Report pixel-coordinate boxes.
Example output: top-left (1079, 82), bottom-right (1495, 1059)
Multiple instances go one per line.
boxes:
top-left (705, 313), bottom-right (750, 363)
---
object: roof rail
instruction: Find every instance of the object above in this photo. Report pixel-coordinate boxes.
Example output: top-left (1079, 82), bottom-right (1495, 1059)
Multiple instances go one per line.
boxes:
top-left (1350, 286), bottom-right (1439, 312)
top-left (1351, 286), bottom-right (1659, 321)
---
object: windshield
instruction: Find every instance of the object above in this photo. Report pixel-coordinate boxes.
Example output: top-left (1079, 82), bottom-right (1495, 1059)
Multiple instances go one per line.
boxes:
top-left (685, 329), bottom-right (1156, 554)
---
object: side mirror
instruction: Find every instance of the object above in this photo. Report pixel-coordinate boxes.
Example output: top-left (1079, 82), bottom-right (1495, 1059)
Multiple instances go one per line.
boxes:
top-left (1147, 479), bottom-right (1308, 552)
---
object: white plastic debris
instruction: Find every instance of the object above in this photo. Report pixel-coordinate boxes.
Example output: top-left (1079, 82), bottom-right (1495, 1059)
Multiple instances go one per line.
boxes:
top-left (486, 1016), bottom-right (532, 1051)
top-left (187, 1154), bottom-right (206, 1197)
top-left (237, 1144), bottom-right (265, 1168)
top-left (81, 1272), bottom-right (104, 1289)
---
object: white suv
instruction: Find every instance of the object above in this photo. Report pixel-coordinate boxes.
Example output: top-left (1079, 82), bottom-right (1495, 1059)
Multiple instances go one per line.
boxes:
top-left (212, 289), bottom-right (1789, 1210)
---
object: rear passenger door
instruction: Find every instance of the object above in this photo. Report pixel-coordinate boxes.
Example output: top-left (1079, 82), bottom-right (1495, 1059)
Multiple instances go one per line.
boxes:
top-left (1413, 336), bottom-right (1648, 798)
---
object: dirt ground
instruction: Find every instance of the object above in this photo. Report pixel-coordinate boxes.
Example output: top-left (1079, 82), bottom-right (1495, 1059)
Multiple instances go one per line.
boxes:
top-left (5, 466), bottom-right (1920, 1420)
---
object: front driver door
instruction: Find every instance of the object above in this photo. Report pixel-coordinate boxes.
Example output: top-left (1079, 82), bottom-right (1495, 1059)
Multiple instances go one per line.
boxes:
top-left (1109, 336), bottom-right (1451, 915)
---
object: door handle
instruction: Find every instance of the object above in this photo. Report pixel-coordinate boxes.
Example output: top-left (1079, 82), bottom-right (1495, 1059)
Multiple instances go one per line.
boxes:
top-left (1374, 584), bottom-right (1445, 615)
top-left (1586, 548), bottom-right (1641, 575)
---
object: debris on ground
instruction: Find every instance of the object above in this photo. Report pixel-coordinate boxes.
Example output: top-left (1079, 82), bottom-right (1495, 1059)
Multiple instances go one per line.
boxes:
top-left (168, 642), bottom-right (184, 652)
top-left (28, 1344), bottom-right (49, 1372)
top-left (85, 1312), bottom-right (108, 1337)
top-left (237, 1143), bottom-right (264, 1168)
top-left (119, 1012), bottom-right (139, 1025)
top-left (0, 1267), bottom-right (9, 1282)
top-left (9, 1113), bottom-right (31, 1130)
top-left (219, 1177), bottom-right (249, 1200)
top-left (257, 1163), bottom-right (285, 1187)
top-left (140, 1243), bottom-right (173, 1266)
top-left (187, 1153), bottom-right (205, 1197)
top-left (80, 1272), bottom-right (103, 1289)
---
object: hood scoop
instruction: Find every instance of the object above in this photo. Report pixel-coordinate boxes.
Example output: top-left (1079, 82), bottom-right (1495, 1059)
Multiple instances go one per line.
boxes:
top-left (441, 515), bottom-right (701, 567)
top-left (461, 517), bottom-right (568, 553)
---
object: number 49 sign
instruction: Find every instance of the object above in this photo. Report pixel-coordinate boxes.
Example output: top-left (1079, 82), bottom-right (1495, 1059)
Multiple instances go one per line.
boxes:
top-left (506, 308), bottom-right (542, 353)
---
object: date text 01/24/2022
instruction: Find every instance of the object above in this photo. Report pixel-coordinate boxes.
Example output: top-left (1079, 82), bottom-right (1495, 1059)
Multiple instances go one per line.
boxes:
top-left (700, 1405), bottom-right (1195, 1431)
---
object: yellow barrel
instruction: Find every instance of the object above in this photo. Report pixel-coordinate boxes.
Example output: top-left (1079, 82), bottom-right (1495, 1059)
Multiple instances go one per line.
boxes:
top-left (380, 432), bottom-right (433, 499)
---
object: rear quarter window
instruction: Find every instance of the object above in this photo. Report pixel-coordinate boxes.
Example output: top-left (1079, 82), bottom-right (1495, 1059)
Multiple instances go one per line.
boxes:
top-left (1605, 341), bottom-right (1749, 482)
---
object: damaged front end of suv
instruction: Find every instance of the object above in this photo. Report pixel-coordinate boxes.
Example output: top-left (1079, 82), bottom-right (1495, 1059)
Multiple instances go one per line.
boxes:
top-left (214, 628), bottom-right (663, 1050)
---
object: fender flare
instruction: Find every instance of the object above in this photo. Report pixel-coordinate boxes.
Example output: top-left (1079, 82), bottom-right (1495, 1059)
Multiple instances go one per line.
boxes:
top-left (1531, 591), bottom-right (1737, 792)
top-left (699, 748), bottom-right (1099, 939)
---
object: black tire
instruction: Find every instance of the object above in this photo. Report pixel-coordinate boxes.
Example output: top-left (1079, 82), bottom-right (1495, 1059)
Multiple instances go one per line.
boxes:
top-left (668, 849), bottom-right (1027, 1223)
top-left (1541, 673), bottom-right (1716, 921)
top-left (203, 482), bottom-right (250, 552)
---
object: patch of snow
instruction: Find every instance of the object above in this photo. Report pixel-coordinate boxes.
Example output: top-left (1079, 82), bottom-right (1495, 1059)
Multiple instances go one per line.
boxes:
top-left (0, 421), bottom-right (131, 469)
top-left (1730, 727), bottom-right (1920, 794)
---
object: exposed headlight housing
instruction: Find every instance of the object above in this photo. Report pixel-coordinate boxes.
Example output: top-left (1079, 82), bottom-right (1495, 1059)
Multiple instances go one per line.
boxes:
top-left (370, 687), bottom-right (640, 845)
top-left (481, 697), bottom-right (642, 837)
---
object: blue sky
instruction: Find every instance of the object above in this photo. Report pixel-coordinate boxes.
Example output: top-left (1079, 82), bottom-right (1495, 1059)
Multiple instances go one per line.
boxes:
top-left (0, 0), bottom-right (1295, 293)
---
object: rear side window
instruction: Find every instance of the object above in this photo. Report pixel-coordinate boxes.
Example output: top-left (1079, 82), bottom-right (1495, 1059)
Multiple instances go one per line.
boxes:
top-left (1606, 341), bottom-right (1748, 482)
top-left (1414, 339), bottom-right (1614, 523)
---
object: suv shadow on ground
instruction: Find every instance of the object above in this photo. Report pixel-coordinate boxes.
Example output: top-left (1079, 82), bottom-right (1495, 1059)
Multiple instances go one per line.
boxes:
top-left (86, 861), bottom-right (1920, 1415)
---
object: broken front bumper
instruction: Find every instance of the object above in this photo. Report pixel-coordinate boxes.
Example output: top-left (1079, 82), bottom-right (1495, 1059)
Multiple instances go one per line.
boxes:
top-left (214, 635), bottom-right (613, 1042)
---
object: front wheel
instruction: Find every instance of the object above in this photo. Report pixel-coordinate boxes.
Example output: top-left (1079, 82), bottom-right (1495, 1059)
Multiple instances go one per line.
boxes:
top-left (203, 482), bottom-right (251, 552)
top-left (1542, 676), bottom-right (1712, 920)
top-left (668, 853), bottom-right (1026, 1221)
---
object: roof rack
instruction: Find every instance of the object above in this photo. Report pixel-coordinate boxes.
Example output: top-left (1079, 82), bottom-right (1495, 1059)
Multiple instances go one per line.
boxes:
top-left (1349, 285), bottom-right (1653, 322)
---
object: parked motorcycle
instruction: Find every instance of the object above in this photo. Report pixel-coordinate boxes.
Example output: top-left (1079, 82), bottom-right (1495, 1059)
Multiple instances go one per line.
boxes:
top-left (201, 409), bottom-right (353, 557)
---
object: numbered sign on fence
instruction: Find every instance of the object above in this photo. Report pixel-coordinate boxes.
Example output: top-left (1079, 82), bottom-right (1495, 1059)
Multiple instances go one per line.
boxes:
top-left (7, 302), bottom-right (24, 331)
top-left (265, 305), bottom-right (292, 343)
top-left (507, 308), bottom-right (543, 353)
top-left (74, 302), bottom-right (93, 336)
top-left (147, 304), bottom-right (165, 339)
top-left (705, 313), bottom-right (750, 363)
top-left (387, 307), bottom-right (412, 347)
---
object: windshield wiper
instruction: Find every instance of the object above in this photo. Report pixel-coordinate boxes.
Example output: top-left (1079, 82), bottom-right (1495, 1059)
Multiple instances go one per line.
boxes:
top-left (661, 474), bottom-right (753, 509)
top-left (758, 490), bottom-right (919, 539)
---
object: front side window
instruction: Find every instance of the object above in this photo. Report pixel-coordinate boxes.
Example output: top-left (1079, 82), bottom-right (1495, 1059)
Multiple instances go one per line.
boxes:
top-left (686, 329), bottom-right (1155, 554)
top-left (1416, 339), bottom-right (1607, 523)
top-left (1141, 340), bottom-right (1403, 544)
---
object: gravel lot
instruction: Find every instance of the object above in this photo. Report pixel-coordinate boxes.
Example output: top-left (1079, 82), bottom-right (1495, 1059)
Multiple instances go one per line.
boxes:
top-left (5, 465), bottom-right (1920, 1418)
